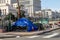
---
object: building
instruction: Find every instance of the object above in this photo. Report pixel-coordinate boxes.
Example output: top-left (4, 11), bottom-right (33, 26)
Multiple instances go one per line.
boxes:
top-left (41, 9), bottom-right (53, 18)
top-left (35, 9), bottom-right (53, 18)
top-left (12, 3), bottom-right (18, 9)
top-left (0, 0), bottom-right (17, 17)
top-left (58, 10), bottom-right (60, 18)
top-left (12, 3), bottom-right (28, 17)
top-left (35, 9), bottom-right (60, 21)
top-left (18, 0), bottom-right (41, 17)
top-left (35, 11), bottom-right (42, 18)
top-left (12, 3), bottom-right (25, 11)
top-left (0, 0), bottom-right (17, 5)
top-left (35, 9), bottom-right (55, 19)
top-left (0, 9), bottom-right (1, 16)
top-left (0, 0), bottom-right (41, 17)
top-left (52, 11), bottom-right (60, 20)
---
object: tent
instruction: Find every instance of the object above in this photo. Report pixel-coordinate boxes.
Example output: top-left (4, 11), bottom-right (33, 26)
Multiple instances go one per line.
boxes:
top-left (13, 18), bottom-right (38, 32)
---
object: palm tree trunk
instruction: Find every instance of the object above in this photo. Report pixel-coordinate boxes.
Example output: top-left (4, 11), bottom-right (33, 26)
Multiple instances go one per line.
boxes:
top-left (17, 0), bottom-right (21, 19)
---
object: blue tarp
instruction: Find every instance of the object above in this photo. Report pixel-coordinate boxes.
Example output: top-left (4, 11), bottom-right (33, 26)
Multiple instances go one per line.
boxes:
top-left (13, 18), bottom-right (38, 32)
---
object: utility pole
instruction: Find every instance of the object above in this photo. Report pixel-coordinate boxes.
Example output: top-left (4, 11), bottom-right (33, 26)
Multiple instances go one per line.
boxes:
top-left (17, 0), bottom-right (21, 19)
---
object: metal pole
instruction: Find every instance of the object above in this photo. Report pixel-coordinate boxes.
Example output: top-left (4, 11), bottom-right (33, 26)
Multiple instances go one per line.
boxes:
top-left (8, 13), bottom-right (12, 31)
top-left (9, 13), bottom-right (11, 31)
top-left (17, 0), bottom-right (21, 19)
top-left (1, 16), bottom-right (3, 29)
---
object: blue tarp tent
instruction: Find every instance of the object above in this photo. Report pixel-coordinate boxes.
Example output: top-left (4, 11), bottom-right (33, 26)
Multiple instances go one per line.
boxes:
top-left (13, 18), bottom-right (38, 32)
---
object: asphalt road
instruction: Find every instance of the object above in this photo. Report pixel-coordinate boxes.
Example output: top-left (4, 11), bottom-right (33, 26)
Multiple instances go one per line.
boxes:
top-left (1, 29), bottom-right (60, 40)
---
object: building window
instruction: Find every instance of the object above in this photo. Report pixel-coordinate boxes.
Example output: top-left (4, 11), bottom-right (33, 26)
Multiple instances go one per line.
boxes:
top-left (0, 10), bottom-right (1, 16)
top-left (0, 1), bottom-right (1, 3)
top-left (7, 0), bottom-right (8, 3)
top-left (5, 9), bottom-right (6, 15)
top-left (1, 0), bottom-right (3, 3)
top-left (4, 0), bottom-right (5, 3)
top-left (0, 0), bottom-right (2, 3)
top-left (24, 1), bottom-right (30, 5)
top-left (2, 0), bottom-right (4, 3)
top-left (3, 9), bottom-right (4, 15)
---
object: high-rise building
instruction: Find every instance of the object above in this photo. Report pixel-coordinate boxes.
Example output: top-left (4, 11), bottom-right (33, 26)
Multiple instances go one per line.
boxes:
top-left (19, 0), bottom-right (41, 17)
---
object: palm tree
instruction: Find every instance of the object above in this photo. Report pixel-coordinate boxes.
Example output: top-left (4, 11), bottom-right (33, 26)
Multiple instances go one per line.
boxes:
top-left (16, 0), bottom-right (26, 19)
top-left (16, 0), bottom-right (21, 19)
top-left (16, 5), bottom-right (25, 18)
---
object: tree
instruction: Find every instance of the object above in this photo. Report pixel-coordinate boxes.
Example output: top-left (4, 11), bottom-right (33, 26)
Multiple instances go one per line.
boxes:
top-left (4, 13), bottom-right (17, 21)
top-left (4, 13), bottom-right (18, 31)
top-left (20, 10), bottom-right (25, 17)
top-left (16, 10), bottom-right (25, 18)
top-left (16, 5), bottom-right (25, 18)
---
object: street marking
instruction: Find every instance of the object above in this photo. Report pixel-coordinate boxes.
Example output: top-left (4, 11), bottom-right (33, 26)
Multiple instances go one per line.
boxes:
top-left (16, 36), bottom-right (20, 38)
top-left (25, 36), bottom-right (39, 38)
top-left (43, 33), bottom-right (59, 38)
top-left (0, 39), bottom-right (3, 40)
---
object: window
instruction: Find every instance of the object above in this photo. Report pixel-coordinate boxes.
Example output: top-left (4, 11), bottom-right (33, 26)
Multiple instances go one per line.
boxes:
top-left (7, 0), bottom-right (8, 3)
top-left (24, 1), bottom-right (30, 5)
top-left (4, 0), bottom-right (5, 3)
top-left (0, 0), bottom-right (1, 3)
top-left (1, 0), bottom-right (3, 3)
top-left (5, 9), bottom-right (6, 15)
top-left (0, 10), bottom-right (1, 16)
top-left (3, 9), bottom-right (4, 15)
top-left (0, 0), bottom-right (2, 3)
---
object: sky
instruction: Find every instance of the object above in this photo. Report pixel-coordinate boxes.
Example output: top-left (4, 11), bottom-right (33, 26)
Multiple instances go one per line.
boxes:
top-left (41, 0), bottom-right (60, 11)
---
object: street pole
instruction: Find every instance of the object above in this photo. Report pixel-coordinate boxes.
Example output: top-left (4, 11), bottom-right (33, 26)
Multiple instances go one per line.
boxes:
top-left (17, 0), bottom-right (21, 19)
top-left (9, 13), bottom-right (11, 31)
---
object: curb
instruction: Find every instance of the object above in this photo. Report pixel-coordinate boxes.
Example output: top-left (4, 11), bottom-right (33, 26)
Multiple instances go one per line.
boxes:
top-left (0, 35), bottom-right (16, 39)
top-left (37, 28), bottom-right (60, 35)
top-left (0, 28), bottom-right (60, 38)
top-left (6, 28), bottom-right (60, 36)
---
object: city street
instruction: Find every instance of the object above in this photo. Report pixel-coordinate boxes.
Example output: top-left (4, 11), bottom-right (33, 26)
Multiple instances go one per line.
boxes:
top-left (0, 29), bottom-right (60, 40)
top-left (0, 0), bottom-right (60, 40)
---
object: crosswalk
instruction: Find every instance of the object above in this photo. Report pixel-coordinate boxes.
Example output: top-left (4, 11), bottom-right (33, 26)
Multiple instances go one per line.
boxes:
top-left (0, 39), bottom-right (3, 40)
top-left (25, 35), bottom-right (39, 38)
top-left (16, 36), bottom-right (20, 38)
top-left (22, 33), bottom-right (59, 39)
top-left (43, 33), bottom-right (59, 38)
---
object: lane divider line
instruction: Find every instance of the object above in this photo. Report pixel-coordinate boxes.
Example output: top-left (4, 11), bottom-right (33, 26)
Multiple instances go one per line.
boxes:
top-left (25, 36), bottom-right (39, 38)
top-left (43, 33), bottom-right (59, 38)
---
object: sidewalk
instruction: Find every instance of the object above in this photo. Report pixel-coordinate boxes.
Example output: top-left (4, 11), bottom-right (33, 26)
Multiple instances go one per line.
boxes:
top-left (6, 28), bottom-right (60, 36)
top-left (0, 27), bottom-right (60, 38)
